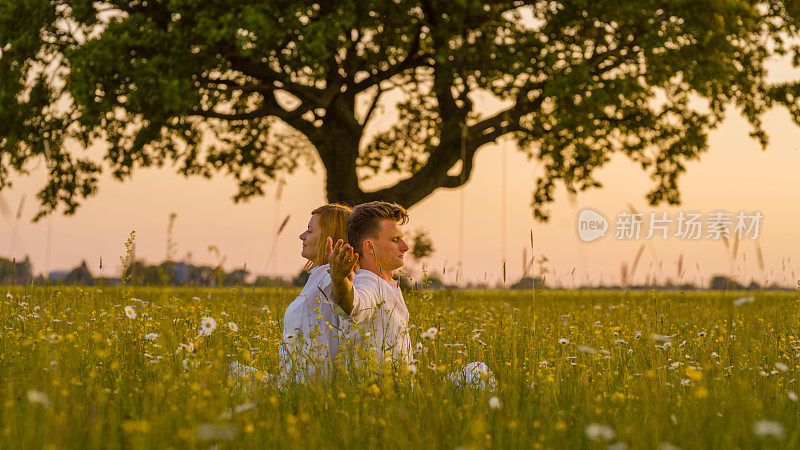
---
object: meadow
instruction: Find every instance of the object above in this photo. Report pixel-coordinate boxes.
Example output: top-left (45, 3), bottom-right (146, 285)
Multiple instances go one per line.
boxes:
top-left (1, 285), bottom-right (799, 449)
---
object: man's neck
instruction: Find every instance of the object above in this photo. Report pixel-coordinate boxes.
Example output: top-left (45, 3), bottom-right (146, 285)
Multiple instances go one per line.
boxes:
top-left (360, 262), bottom-right (393, 284)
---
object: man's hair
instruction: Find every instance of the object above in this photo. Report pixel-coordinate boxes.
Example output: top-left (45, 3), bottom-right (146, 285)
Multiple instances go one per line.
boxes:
top-left (348, 201), bottom-right (409, 256)
top-left (305, 203), bottom-right (352, 271)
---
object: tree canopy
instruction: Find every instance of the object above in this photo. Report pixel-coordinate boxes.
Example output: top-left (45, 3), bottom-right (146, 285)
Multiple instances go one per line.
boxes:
top-left (1, 0), bottom-right (799, 220)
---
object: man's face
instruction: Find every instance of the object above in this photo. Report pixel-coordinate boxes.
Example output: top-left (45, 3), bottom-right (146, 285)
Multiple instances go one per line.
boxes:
top-left (365, 219), bottom-right (409, 272)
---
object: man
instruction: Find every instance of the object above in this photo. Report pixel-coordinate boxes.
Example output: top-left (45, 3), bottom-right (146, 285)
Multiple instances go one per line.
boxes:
top-left (326, 201), bottom-right (412, 366)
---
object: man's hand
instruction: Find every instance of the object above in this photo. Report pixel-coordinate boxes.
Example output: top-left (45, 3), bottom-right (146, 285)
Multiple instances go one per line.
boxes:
top-left (326, 237), bottom-right (357, 314)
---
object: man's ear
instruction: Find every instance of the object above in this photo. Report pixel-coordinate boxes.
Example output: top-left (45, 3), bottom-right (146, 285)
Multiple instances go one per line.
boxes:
top-left (363, 239), bottom-right (375, 256)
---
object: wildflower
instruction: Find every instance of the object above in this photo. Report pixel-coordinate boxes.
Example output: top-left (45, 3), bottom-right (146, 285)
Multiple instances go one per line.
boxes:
top-left (733, 295), bottom-right (755, 306)
top-left (27, 390), bottom-right (52, 408)
top-left (407, 364), bottom-right (418, 375)
top-left (234, 402), bottom-right (257, 414)
top-left (227, 321), bottom-right (238, 333)
top-left (651, 333), bottom-right (674, 343)
top-left (585, 423), bottom-right (615, 441)
top-left (697, 331), bottom-right (708, 337)
top-left (284, 332), bottom-right (300, 347)
top-left (45, 333), bottom-right (62, 344)
top-left (420, 327), bottom-right (438, 340)
top-left (199, 317), bottom-right (217, 336)
top-left (753, 420), bottom-right (785, 438)
top-left (774, 362), bottom-right (789, 372)
top-left (124, 306), bottom-right (137, 319)
top-left (121, 419), bottom-right (151, 434)
top-left (488, 396), bottom-right (501, 409)
top-left (196, 424), bottom-right (238, 441)
top-left (577, 345), bottom-right (598, 355)
top-left (788, 391), bottom-right (798, 402)
top-left (686, 367), bottom-right (703, 381)
top-left (658, 443), bottom-right (682, 450)
top-left (144, 333), bottom-right (159, 341)
top-left (558, 338), bottom-right (570, 345)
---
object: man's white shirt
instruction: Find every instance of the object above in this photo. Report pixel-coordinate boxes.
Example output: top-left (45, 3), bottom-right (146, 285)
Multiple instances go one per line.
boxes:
top-left (338, 269), bottom-right (412, 365)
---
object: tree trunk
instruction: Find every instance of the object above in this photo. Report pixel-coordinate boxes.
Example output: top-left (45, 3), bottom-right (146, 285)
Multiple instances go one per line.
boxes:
top-left (315, 95), bottom-right (475, 208)
top-left (316, 118), bottom-right (363, 207)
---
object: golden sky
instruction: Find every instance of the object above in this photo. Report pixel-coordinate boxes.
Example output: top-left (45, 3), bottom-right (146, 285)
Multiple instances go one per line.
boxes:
top-left (2, 57), bottom-right (799, 288)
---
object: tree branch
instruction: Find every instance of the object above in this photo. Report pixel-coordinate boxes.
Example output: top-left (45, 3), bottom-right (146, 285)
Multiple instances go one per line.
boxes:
top-left (226, 55), bottom-right (328, 107)
top-left (360, 86), bottom-right (384, 127)
top-left (348, 25), bottom-right (432, 93)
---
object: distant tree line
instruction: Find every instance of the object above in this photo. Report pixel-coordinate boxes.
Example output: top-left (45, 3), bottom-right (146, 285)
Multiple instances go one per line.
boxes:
top-left (0, 256), bottom-right (793, 291)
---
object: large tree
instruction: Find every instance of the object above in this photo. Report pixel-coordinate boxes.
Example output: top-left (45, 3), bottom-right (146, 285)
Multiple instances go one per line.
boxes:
top-left (1, 0), bottom-right (799, 220)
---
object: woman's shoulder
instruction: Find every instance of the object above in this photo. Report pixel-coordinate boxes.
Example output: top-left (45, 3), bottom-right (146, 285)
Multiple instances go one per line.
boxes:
top-left (308, 264), bottom-right (330, 277)
top-left (306, 264), bottom-right (332, 285)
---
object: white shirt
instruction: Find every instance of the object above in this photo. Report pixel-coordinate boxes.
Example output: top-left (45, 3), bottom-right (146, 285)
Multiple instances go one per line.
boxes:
top-left (339, 269), bottom-right (412, 366)
top-left (279, 264), bottom-right (339, 382)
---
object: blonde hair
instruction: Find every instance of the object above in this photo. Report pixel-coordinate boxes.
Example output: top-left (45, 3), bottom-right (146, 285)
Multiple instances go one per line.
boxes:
top-left (304, 203), bottom-right (352, 271)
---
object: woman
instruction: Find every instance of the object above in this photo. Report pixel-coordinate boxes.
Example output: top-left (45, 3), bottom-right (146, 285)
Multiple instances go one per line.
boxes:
top-left (278, 203), bottom-right (351, 383)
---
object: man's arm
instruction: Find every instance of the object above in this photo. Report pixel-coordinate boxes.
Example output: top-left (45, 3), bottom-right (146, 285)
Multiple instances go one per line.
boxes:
top-left (326, 237), bottom-right (359, 315)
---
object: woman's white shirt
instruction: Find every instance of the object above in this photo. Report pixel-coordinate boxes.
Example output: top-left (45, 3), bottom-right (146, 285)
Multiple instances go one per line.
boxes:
top-left (279, 264), bottom-right (338, 382)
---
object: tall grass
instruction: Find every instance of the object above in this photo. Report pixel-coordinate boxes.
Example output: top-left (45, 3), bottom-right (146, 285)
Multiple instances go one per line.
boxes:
top-left (1, 286), bottom-right (799, 448)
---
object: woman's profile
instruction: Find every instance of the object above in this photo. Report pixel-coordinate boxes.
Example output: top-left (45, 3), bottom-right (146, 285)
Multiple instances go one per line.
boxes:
top-left (228, 204), bottom-right (351, 386)
top-left (279, 203), bottom-right (351, 382)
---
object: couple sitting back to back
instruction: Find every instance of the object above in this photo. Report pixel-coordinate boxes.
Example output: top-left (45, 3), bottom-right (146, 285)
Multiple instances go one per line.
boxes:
top-left (280, 201), bottom-right (412, 381)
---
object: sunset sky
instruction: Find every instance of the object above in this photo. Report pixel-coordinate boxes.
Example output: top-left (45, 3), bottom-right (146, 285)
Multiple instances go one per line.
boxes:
top-left (2, 56), bottom-right (799, 288)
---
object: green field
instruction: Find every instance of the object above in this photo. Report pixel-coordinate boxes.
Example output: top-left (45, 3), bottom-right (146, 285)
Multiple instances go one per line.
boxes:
top-left (1, 286), bottom-right (799, 449)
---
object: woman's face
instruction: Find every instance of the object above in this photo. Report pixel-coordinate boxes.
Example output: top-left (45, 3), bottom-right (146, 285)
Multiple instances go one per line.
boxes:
top-left (299, 214), bottom-right (322, 262)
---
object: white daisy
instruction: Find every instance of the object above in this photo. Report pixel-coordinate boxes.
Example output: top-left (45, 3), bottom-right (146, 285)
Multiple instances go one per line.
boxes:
top-left (144, 333), bottom-right (159, 341)
top-left (577, 345), bottom-right (598, 355)
top-left (420, 327), bottom-right (438, 340)
top-left (733, 295), bottom-right (755, 306)
top-left (488, 396), bottom-right (501, 410)
top-left (226, 321), bottom-right (238, 333)
top-left (651, 333), bottom-right (674, 343)
top-left (753, 420), bottom-right (785, 438)
top-left (124, 306), bottom-right (137, 319)
top-left (200, 317), bottom-right (217, 336)
top-left (27, 390), bottom-right (52, 408)
top-left (585, 423), bottom-right (615, 441)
